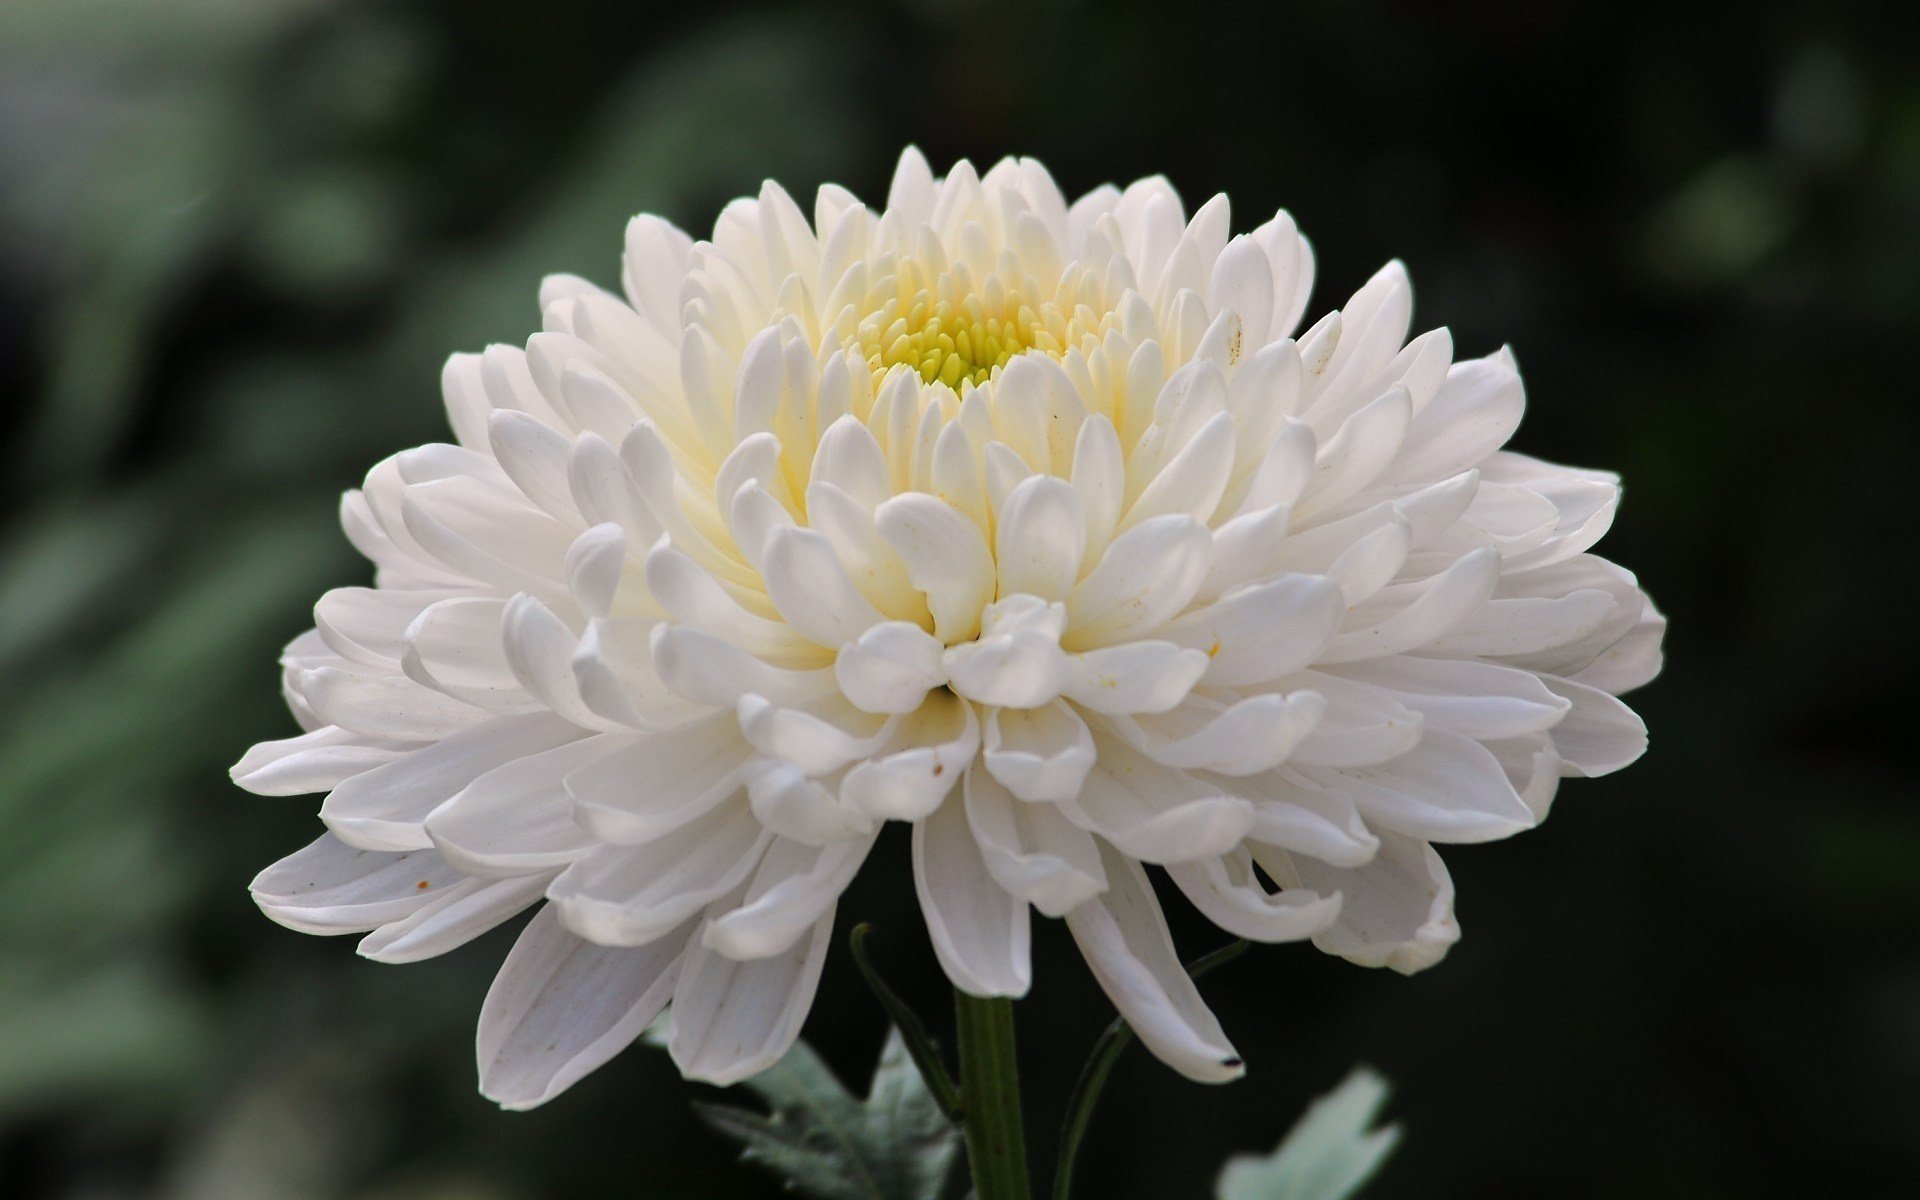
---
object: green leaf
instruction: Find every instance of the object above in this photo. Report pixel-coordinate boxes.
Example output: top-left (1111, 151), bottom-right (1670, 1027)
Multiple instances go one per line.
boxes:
top-left (1215, 1068), bottom-right (1401, 1200)
top-left (695, 1030), bottom-right (961, 1200)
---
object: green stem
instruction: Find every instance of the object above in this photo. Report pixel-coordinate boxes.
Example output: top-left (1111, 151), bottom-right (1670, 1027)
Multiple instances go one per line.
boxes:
top-left (955, 991), bottom-right (1032, 1200)
top-left (848, 924), bottom-right (963, 1122)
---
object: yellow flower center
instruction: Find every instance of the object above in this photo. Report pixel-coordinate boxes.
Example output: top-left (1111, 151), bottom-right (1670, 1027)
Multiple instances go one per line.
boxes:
top-left (846, 257), bottom-right (1087, 393)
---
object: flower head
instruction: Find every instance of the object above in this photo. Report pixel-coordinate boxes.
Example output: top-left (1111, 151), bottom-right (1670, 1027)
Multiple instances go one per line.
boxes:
top-left (236, 149), bottom-right (1663, 1107)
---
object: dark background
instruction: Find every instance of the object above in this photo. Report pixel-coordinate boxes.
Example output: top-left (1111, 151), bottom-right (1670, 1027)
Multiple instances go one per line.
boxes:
top-left (3, 1), bottom-right (1915, 1197)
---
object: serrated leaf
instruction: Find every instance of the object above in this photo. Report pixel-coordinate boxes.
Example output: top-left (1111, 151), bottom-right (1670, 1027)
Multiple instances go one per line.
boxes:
top-left (1215, 1068), bottom-right (1401, 1200)
top-left (695, 1030), bottom-right (961, 1200)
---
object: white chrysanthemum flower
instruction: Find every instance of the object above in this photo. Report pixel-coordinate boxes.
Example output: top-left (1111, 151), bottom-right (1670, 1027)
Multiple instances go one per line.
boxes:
top-left (236, 149), bottom-right (1663, 1108)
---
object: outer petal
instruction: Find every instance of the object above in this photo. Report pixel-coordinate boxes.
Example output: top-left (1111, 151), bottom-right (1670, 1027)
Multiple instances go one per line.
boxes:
top-left (1164, 848), bottom-right (1341, 943)
top-left (359, 873), bottom-right (550, 964)
top-left (668, 900), bottom-right (834, 1085)
top-left (425, 736), bottom-right (613, 877)
top-left (1064, 841), bottom-right (1243, 1083)
top-left (567, 715), bottom-right (755, 845)
top-left (547, 803), bottom-right (770, 947)
top-left (1265, 832), bottom-right (1459, 974)
top-left (250, 835), bottom-right (464, 934)
top-left (914, 795), bottom-right (1032, 997)
top-left (321, 713), bottom-right (585, 851)
top-left (477, 905), bottom-right (690, 1110)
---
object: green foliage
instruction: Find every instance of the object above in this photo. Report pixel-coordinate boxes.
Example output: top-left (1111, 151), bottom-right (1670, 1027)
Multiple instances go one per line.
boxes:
top-left (695, 1031), bottom-right (962, 1200)
top-left (1215, 1070), bottom-right (1400, 1200)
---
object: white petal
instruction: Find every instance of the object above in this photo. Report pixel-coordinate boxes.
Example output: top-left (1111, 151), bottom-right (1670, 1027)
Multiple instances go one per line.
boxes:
top-left (745, 761), bottom-right (876, 846)
top-left (1106, 691), bottom-right (1326, 775)
top-left (1539, 673), bottom-right (1648, 776)
top-left (315, 586), bottom-right (461, 666)
top-left (1271, 832), bottom-right (1458, 974)
top-left (760, 526), bottom-right (889, 647)
top-left (1324, 657), bottom-right (1570, 740)
top-left (359, 873), bottom-right (550, 964)
top-left (501, 594), bottom-right (621, 732)
top-left (1063, 841), bottom-right (1243, 1083)
top-left (875, 493), bottom-right (997, 644)
top-left (963, 766), bottom-right (1107, 916)
top-left (567, 714), bottom-right (755, 844)
top-left (572, 616), bottom-right (709, 730)
top-left (548, 803), bottom-right (769, 946)
top-left (231, 727), bottom-right (410, 796)
top-left (995, 475), bottom-right (1087, 601)
top-left (1319, 547), bottom-right (1500, 663)
top-left (982, 699), bottom-right (1096, 802)
top-left (645, 536), bottom-right (815, 659)
top-left (1299, 386), bottom-right (1413, 519)
top-left (834, 621), bottom-right (948, 714)
top-left (840, 691), bottom-right (978, 821)
top-left (477, 905), bottom-right (689, 1110)
top-left (298, 665), bottom-right (486, 741)
top-left (1165, 848), bottom-right (1341, 943)
top-left (1318, 730), bottom-right (1536, 844)
top-left (1061, 640), bottom-right (1210, 714)
top-left (400, 597), bottom-right (536, 713)
top-left (1566, 603), bottom-right (1666, 695)
top-left (1121, 411), bottom-right (1235, 530)
top-left (321, 713), bottom-right (585, 851)
top-left (1284, 673), bottom-right (1425, 768)
top-left (737, 694), bottom-right (895, 775)
top-left (651, 624), bottom-right (838, 707)
top-left (1161, 575), bottom-right (1344, 686)
top-left (702, 835), bottom-right (876, 960)
top-left (1389, 350), bottom-right (1525, 486)
top-left (943, 623), bottom-right (1072, 709)
top-left (251, 835), bottom-right (463, 933)
top-left (1196, 503), bottom-right (1292, 602)
top-left (1065, 733), bottom-right (1255, 863)
top-left (1226, 770), bottom-right (1380, 868)
top-left (811, 415), bottom-right (891, 508)
top-left (915, 795), bottom-right (1031, 997)
top-left (424, 736), bottom-right (612, 878)
top-left (1071, 414), bottom-right (1126, 565)
top-left (488, 409), bottom-right (579, 522)
top-left (565, 523), bottom-right (633, 619)
top-left (668, 900), bottom-right (834, 1085)
top-left (1065, 515), bottom-right (1212, 648)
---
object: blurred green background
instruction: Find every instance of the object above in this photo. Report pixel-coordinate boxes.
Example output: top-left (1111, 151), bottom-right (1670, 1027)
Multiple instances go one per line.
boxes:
top-left (3, 1), bottom-right (1915, 1196)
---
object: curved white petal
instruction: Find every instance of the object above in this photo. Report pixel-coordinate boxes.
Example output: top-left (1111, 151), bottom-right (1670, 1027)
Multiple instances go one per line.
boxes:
top-left (963, 766), bottom-right (1108, 917)
top-left (321, 714), bottom-right (584, 851)
top-left (840, 690), bottom-right (978, 821)
top-left (1269, 832), bottom-right (1459, 975)
top-left (567, 715), bottom-right (754, 845)
top-left (548, 803), bottom-right (769, 947)
top-left (702, 835), bottom-right (876, 960)
top-left (359, 873), bottom-right (551, 964)
top-left (915, 794), bottom-right (1031, 998)
top-left (981, 699), bottom-right (1096, 802)
top-left (1064, 841), bottom-right (1243, 1083)
top-left (668, 898), bottom-right (834, 1086)
top-left (875, 493), bottom-right (997, 644)
top-left (478, 905), bottom-right (689, 1110)
top-left (1164, 848), bottom-right (1341, 943)
top-left (251, 835), bottom-right (464, 933)
top-left (426, 736), bottom-right (613, 877)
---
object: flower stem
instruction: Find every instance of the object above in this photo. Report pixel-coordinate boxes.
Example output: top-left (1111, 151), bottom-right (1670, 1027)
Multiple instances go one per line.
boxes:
top-left (955, 991), bottom-right (1031, 1200)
